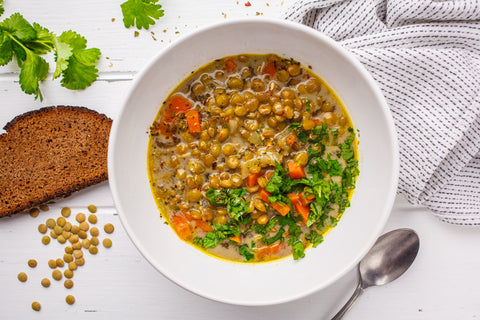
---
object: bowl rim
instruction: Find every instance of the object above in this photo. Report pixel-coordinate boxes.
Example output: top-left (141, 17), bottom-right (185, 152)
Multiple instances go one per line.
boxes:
top-left (108, 17), bottom-right (400, 306)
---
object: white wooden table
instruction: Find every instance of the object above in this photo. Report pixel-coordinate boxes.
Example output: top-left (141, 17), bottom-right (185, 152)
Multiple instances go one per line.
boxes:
top-left (1, 1), bottom-right (480, 319)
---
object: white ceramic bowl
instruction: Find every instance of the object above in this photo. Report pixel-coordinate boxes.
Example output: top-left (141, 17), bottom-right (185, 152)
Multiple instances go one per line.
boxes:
top-left (108, 18), bottom-right (399, 306)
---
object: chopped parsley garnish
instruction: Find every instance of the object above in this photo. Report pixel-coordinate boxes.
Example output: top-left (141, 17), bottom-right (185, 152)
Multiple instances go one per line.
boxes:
top-left (239, 244), bottom-right (255, 261)
top-left (206, 188), bottom-right (250, 221)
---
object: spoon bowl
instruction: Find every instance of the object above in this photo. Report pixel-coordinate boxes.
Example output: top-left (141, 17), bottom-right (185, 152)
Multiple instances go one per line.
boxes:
top-left (332, 228), bottom-right (420, 319)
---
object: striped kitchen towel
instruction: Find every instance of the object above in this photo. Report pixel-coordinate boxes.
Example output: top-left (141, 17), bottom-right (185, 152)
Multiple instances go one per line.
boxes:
top-left (284, 0), bottom-right (480, 225)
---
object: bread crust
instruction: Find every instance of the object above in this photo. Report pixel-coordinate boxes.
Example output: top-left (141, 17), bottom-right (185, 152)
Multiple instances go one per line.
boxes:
top-left (0, 106), bottom-right (112, 217)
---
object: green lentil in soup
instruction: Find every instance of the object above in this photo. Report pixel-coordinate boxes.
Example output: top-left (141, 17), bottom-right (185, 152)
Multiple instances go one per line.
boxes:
top-left (147, 54), bottom-right (359, 263)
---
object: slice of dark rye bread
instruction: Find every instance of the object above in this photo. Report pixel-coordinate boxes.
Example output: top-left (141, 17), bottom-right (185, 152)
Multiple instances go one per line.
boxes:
top-left (0, 106), bottom-right (112, 217)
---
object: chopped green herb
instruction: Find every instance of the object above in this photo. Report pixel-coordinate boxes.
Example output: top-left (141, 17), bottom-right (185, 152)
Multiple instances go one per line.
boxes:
top-left (305, 229), bottom-right (323, 247)
top-left (292, 241), bottom-right (305, 260)
top-left (239, 244), bottom-right (255, 261)
top-left (206, 188), bottom-right (250, 221)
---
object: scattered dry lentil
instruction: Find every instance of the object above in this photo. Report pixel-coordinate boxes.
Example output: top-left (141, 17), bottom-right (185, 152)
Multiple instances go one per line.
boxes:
top-left (88, 246), bottom-right (98, 255)
top-left (69, 234), bottom-right (79, 244)
top-left (76, 213), bottom-right (86, 223)
top-left (29, 208), bottom-right (40, 218)
top-left (63, 254), bottom-right (73, 263)
top-left (88, 214), bottom-right (97, 224)
top-left (46, 219), bottom-right (55, 229)
top-left (71, 225), bottom-right (79, 234)
top-left (54, 225), bottom-right (63, 235)
top-left (64, 279), bottom-right (74, 289)
top-left (17, 272), bottom-right (27, 282)
top-left (90, 227), bottom-right (99, 237)
top-left (66, 295), bottom-right (75, 305)
top-left (75, 257), bottom-right (85, 266)
top-left (28, 259), bottom-right (37, 268)
top-left (31, 301), bottom-right (41, 311)
top-left (87, 204), bottom-right (97, 213)
top-left (103, 238), bottom-right (112, 248)
top-left (56, 217), bottom-right (66, 227)
top-left (104, 223), bottom-right (114, 234)
top-left (72, 242), bottom-right (82, 250)
top-left (82, 239), bottom-right (91, 249)
top-left (56, 258), bottom-right (64, 268)
top-left (65, 246), bottom-right (73, 254)
top-left (48, 260), bottom-right (57, 269)
top-left (90, 237), bottom-right (99, 246)
top-left (78, 231), bottom-right (88, 239)
top-left (37, 224), bottom-right (47, 234)
top-left (61, 207), bottom-right (71, 217)
top-left (73, 250), bottom-right (83, 259)
top-left (64, 222), bottom-right (72, 232)
top-left (50, 230), bottom-right (58, 239)
top-left (64, 269), bottom-right (74, 279)
top-left (41, 278), bottom-right (50, 288)
top-left (79, 221), bottom-right (89, 231)
top-left (41, 236), bottom-right (50, 245)
top-left (39, 204), bottom-right (49, 211)
top-left (62, 231), bottom-right (71, 239)
top-left (52, 270), bottom-right (62, 281)
top-left (68, 262), bottom-right (77, 271)
top-left (57, 235), bottom-right (66, 244)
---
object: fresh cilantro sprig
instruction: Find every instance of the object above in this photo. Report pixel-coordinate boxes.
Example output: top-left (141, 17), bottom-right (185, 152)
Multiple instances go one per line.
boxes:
top-left (0, 0), bottom-right (4, 17)
top-left (0, 12), bottom-right (100, 100)
top-left (205, 188), bottom-right (250, 221)
top-left (121, 0), bottom-right (164, 30)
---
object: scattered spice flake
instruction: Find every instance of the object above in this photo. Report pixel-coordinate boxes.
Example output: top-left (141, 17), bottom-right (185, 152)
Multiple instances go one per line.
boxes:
top-left (281, 1), bottom-right (284, 4)
top-left (222, 12), bottom-right (227, 18)
top-left (175, 31), bottom-right (180, 34)
top-left (109, 63), bottom-right (114, 67)
top-left (256, 12), bottom-right (263, 15)
top-left (111, 18), bottom-right (116, 22)
top-left (245, 1), bottom-right (252, 6)
top-left (163, 29), bottom-right (167, 33)
top-left (134, 31), bottom-right (139, 37)
top-left (106, 57), bottom-right (110, 59)
top-left (266, 2), bottom-right (270, 6)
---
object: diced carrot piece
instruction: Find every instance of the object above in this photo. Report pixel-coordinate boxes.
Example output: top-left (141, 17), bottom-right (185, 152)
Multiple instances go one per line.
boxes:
top-left (159, 95), bottom-right (193, 134)
top-left (314, 119), bottom-right (323, 126)
top-left (259, 189), bottom-right (290, 216)
top-left (287, 161), bottom-right (306, 179)
top-left (246, 173), bottom-right (260, 187)
top-left (299, 190), bottom-right (315, 206)
top-left (225, 59), bottom-right (237, 72)
top-left (270, 202), bottom-right (290, 216)
top-left (286, 134), bottom-right (296, 146)
top-left (287, 193), bottom-right (300, 203)
top-left (230, 236), bottom-right (242, 243)
top-left (194, 219), bottom-right (214, 232)
top-left (170, 215), bottom-right (193, 241)
top-left (259, 189), bottom-right (271, 203)
top-left (263, 61), bottom-right (277, 77)
top-left (294, 202), bottom-right (310, 224)
top-left (186, 109), bottom-right (201, 133)
top-left (256, 242), bottom-right (284, 260)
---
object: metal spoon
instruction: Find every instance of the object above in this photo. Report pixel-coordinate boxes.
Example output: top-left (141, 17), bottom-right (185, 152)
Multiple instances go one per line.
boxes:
top-left (331, 228), bottom-right (420, 320)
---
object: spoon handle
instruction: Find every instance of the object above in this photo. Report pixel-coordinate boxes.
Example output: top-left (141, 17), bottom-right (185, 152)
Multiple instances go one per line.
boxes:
top-left (331, 281), bottom-right (364, 320)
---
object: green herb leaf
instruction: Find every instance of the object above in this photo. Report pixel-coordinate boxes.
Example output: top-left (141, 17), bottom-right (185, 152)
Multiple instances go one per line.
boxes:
top-left (0, 32), bottom-right (13, 65)
top-left (206, 188), bottom-right (250, 221)
top-left (292, 241), bottom-right (305, 260)
top-left (19, 50), bottom-right (48, 100)
top-left (239, 244), bottom-right (255, 261)
top-left (305, 229), bottom-right (323, 247)
top-left (0, 0), bottom-right (4, 17)
top-left (121, 0), bottom-right (165, 30)
top-left (0, 13), bottom-right (36, 41)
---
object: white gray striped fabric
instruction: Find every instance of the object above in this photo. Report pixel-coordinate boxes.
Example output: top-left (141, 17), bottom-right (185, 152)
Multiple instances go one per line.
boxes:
top-left (284, 0), bottom-right (480, 224)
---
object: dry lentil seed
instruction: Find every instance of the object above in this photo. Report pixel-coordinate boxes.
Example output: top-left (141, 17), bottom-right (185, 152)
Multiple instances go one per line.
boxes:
top-left (104, 223), bottom-right (114, 234)
top-left (72, 242), bottom-right (82, 250)
top-left (87, 204), bottom-right (97, 213)
top-left (103, 238), bottom-right (112, 248)
top-left (73, 250), bottom-right (83, 259)
top-left (64, 222), bottom-right (72, 232)
top-left (38, 224), bottom-right (47, 234)
top-left (89, 245), bottom-right (98, 255)
top-left (71, 225), bottom-right (79, 234)
top-left (66, 295), bottom-right (75, 305)
top-left (50, 230), bottom-right (58, 239)
top-left (79, 221), bottom-right (89, 231)
top-left (57, 235), bottom-right (66, 244)
top-left (29, 208), bottom-right (40, 217)
top-left (52, 269), bottom-right (62, 281)
top-left (61, 207), bottom-right (71, 217)
top-left (63, 254), bottom-right (73, 263)
top-left (41, 278), bottom-right (50, 288)
top-left (46, 219), bottom-right (55, 229)
top-left (76, 213), bottom-right (86, 223)
top-left (28, 259), bottom-right (37, 268)
top-left (69, 234), bottom-right (79, 244)
top-left (56, 217), bottom-right (66, 227)
top-left (39, 204), bottom-right (49, 211)
top-left (64, 279), bottom-right (74, 289)
top-left (78, 230), bottom-right (88, 239)
top-left (64, 269), bottom-right (74, 279)
top-left (68, 262), bottom-right (77, 271)
top-left (62, 231), bottom-right (71, 239)
top-left (56, 258), bottom-right (64, 268)
top-left (90, 227), bottom-right (99, 237)
top-left (31, 301), bottom-right (41, 311)
top-left (17, 272), bottom-right (27, 282)
top-left (75, 257), bottom-right (85, 266)
top-left (48, 259), bottom-right (56, 269)
top-left (41, 236), bottom-right (50, 245)
top-left (91, 237), bottom-right (100, 246)
top-left (54, 225), bottom-right (63, 235)
top-left (88, 214), bottom-right (97, 224)
top-left (82, 239), bottom-right (91, 249)
top-left (65, 246), bottom-right (73, 254)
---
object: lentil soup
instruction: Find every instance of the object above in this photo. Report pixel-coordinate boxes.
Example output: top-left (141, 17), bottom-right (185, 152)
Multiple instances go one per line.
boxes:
top-left (147, 54), bottom-right (359, 263)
